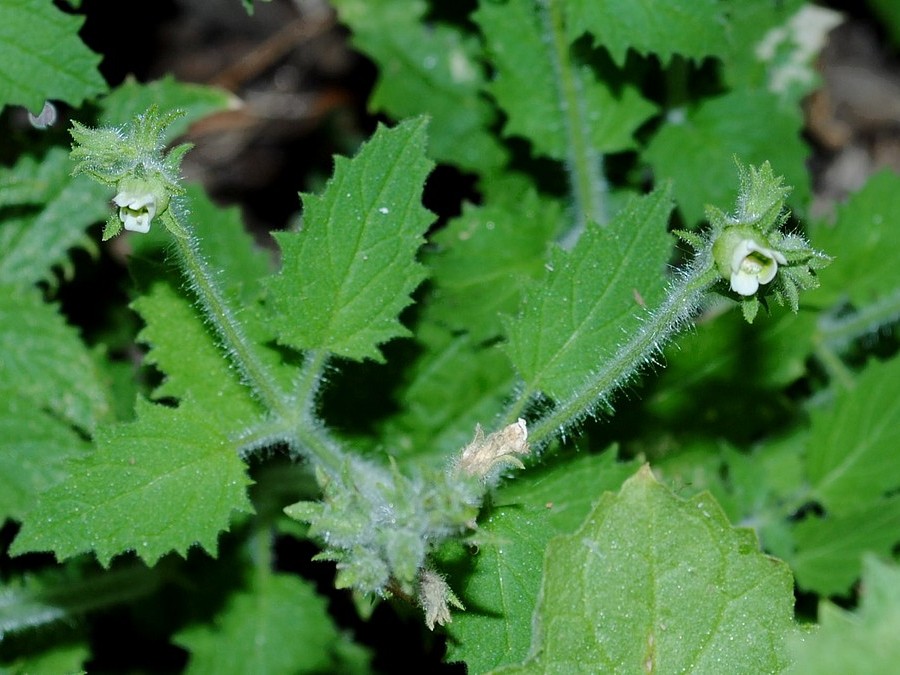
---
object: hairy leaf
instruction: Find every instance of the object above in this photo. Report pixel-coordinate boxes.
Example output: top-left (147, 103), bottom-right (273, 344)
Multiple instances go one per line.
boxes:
top-left (265, 118), bottom-right (435, 362)
top-left (11, 399), bottom-right (253, 565)
top-left (0, 0), bottom-right (106, 114)
top-left (495, 466), bottom-right (795, 673)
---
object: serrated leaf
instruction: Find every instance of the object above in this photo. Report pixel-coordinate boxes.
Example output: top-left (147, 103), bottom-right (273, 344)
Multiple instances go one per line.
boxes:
top-left (176, 574), bottom-right (345, 675)
top-left (806, 356), bottom-right (900, 515)
top-left (0, 286), bottom-right (108, 432)
top-left (476, 0), bottom-right (656, 160)
top-left (265, 118), bottom-right (435, 362)
top-left (495, 465), bottom-right (795, 674)
top-left (787, 556), bottom-right (900, 674)
top-left (566, 0), bottom-right (730, 66)
top-left (0, 0), bottom-right (107, 114)
top-left (789, 496), bottom-right (900, 597)
top-left (644, 89), bottom-right (809, 225)
top-left (0, 149), bottom-right (111, 288)
top-left (505, 187), bottom-right (672, 402)
top-left (427, 179), bottom-right (563, 341)
top-left (0, 391), bottom-right (88, 522)
top-left (98, 75), bottom-right (233, 136)
top-left (11, 399), bottom-right (253, 565)
top-left (332, 0), bottom-right (507, 173)
top-left (444, 450), bottom-right (637, 673)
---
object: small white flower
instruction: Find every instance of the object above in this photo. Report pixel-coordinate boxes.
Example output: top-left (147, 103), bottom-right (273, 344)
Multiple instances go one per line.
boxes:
top-left (457, 418), bottom-right (529, 481)
top-left (113, 189), bottom-right (157, 233)
top-left (728, 238), bottom-right (787, 296)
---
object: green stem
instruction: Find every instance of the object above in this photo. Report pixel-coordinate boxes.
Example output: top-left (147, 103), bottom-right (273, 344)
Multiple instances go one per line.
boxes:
top-left (173, 229), bottom-right (291, 418)
top-left (538, 0), bottom-right (608, 241)
top-left (817, 287), bottom-right (900, 350)
top-left (526, 262), bottom-right (719, 446)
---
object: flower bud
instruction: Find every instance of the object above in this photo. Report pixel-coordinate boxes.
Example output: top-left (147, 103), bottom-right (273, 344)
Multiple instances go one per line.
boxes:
top-left (712, 226), bottom-right (787, 296)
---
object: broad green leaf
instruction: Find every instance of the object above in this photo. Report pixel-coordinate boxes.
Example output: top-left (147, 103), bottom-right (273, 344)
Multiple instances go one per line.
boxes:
top-left (496, 466), bottom-right (795, 674)
top-left (806, 355), bottom-right (900, 515)
top-left (99, 75), bottom-right (233, 137)
top-left (378, 321), bottom-right (517, 466)
top-left (0, 0), bottom-right (106, 114)
top-left (1, 642), bottom-right (89, 675)
top-left (0, 149), bottom-right (110, 288)
top-left (331, 0), bottom-right (507, 173)
top-left (444, 450), bottom-right (637, 673)
top-left (0, 391), bottom-right (88, 522)
top-left (808, 170), bottom-right (900, 308)
top-left (265, 118), bottom-right (435, 362)
top-left (11, 399), bottom-right (253, 565)
top-left (789, 496), bottom-right (900, 596)
top-left (0, 286), bottom-right (108, 433)
top-left (505, 187), bottom-right (672, 402)
top-left (476, 0), bottom-right (656, 161)
top-left (644, 89), bottom-right (809, 225)
top-left (427, 179), bottom-right (563, 341)
top-left (565, 0), bottom-right (730, 67)
top-left (176, 574), bottom-right (347, 675)
top-left (787, 557), bottom-right (900, 674)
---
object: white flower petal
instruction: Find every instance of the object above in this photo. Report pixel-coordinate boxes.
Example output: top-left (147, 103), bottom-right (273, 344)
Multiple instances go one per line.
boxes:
top-left (731, 271), bottom-right (761, 296)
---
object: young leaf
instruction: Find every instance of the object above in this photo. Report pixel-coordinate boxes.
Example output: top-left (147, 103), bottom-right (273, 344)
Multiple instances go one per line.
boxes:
top-left (11, 399), bottom-right (253, 565)
top-left (0, 149), bottom-right (111, 288)
top-left (806, 355), bottom-right (900, 515)
top-left (0, 0), bottom-right (107, 114)
top-left (265, 118), bottom-right (435, 363)
top-left (565, 0), bottom-right (730, 67)
top-left (331, 0), bottom-right (507, 173)
top-left (644, 90), bottom-right (809, 225)
top-left (0, 286), bottom-right (108, 433)
top-left (787, 557), bottom-right (900, 674)
top-left (495, 466), bottom-right (796, 673)
top-left (175, 574), bottom-right (349, 675)
top-left (505, 186), bottom-right (672, 405)
top-left (443, 450), bottom-right (638, 673)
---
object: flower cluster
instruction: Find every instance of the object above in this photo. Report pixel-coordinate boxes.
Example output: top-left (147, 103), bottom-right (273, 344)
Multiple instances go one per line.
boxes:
top-left (70, 106), bottom-right (189, 240)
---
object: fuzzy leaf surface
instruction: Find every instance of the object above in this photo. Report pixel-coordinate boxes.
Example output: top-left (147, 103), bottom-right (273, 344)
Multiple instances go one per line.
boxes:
top-left (176, 574), bottom-right (344, 675)
top-left (806, 355), bottom-right (900, 515)
top-left (505, 187), bottom-right (672, 402)
top-left (444, 451), bottom-right (637, 673)
top-left (0, 0), bottom-right (106, 113)
top-left (644, 90), bottom-right (809, 225)
top-left (566, 0), bottom-right (730, 66)
top-left (0, 286), bottom-right (108, 433)
top-left (0, 149), bottom-right (111, 287)
top-left (266, 118), bottom-right (435, 362)
top-left (331, 0), bottom-right (506, 173)
top-left (476, 0), bottom-right (656, 161)
top-left (787, 557), bottom-right (900, 674)
top-left (11, 399), bottom-right (253, 565)
top-left (495, 466), bottom-right (795, 674)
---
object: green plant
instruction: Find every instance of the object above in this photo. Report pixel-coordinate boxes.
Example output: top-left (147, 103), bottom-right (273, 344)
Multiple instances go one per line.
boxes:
top-left (2, 0), bottom-right (900, 673)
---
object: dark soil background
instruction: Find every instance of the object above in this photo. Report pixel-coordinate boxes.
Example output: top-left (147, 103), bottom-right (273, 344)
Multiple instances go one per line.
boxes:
top-left (22, 0), bottom-right (900, 672)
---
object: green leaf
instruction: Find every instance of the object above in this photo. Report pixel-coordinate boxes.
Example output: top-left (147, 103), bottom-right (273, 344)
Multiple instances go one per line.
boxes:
top-left (644, 90), bottom-right (809, 225)
top-left (787, 557), bottom-right (900, 674)
top-left (99, 75), bottom-right (233, 137)
top-left (1, 642), bottom-right (89, 675)
top-left (0, 391), bottom-right (88, 522)
top-left (444, 450), bottom-right (637, 673)
top-left (505, 186), bottom-right (672, 403)
top-left (0, 286), bottom-right (109, 433)
top-left (0, 148), bottom-right (111, 288)
top-left (176, 574), bottom-right (347, 675)
top-left (476, 0), bottom-right (656, 161)
top-left (789, 496), bottom-right (900, 596)
top-left (11, 399), bottom-right (253, 565)
top-left (565, 0), bottom-right (730, 67)
top-left (331, 0), bottom-right (507, 173)
top-left (806, 356), bottom-right (900, 515)
top-left (495, 465), bottom-right (795, 674)
top-left (265, 118), bottom-right (435, 362)
top-left (426, 178), bottom-right (563, 341)
top-left (0, 0), bottom-right (107, 114)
